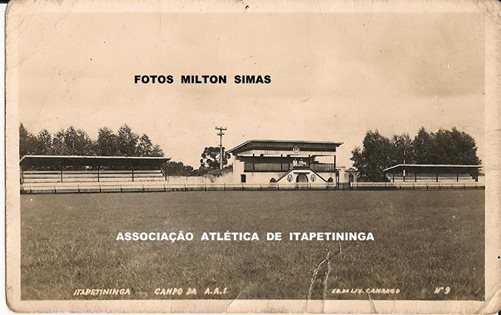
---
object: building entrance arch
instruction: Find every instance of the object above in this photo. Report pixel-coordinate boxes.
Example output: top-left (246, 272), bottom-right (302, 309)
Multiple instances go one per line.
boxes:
top-left (296, 173), bottom-right (308, 183)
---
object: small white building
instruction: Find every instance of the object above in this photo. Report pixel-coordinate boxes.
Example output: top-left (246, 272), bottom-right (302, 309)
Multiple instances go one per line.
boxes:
top-left (207, 140), bottom-right (355, 186)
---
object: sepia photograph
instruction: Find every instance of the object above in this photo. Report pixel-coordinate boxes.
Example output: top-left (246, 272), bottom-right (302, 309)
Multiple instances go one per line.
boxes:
top-left (5, 0), bottom-right (501, 313)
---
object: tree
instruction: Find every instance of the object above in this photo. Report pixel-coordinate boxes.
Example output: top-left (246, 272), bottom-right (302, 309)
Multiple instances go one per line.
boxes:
top-left (199, 146), bottom-right (230, 170)
top-left (137, 134), bottom-right (164, 156)
top-left (413, 127), bottom-right (432, 164)
top-left (413, 127), bottom-right (480, 165)
top-left (95, 127), bottom-right (118, 156)
top-left (136, 134), bottom-right (153, 156)
top-left (136, 134), bottom-right (163, 157)
top-left (66, 127), bottom-right (93, 155)
top-left (162, 161), bottom-right (195, 176)
top-left (35, 129), bottom-right (53, 155)
top-left (352, 127), bottom-right (481, 181)
top-left (116, 124), bottom-right (139, 156)
top-left (151, 144), bottom-right (164, 157)
top-left (350, 130), bottom-right (394, 181)
top-left (390, 134), bottom-right (415, 165)
top-left (451, 128), bottom-right (480, 165)
top-left (43, 127), bottom-right (93, 155)
top-left (19, 124), bottom-right (36, 157)
top-left (430, 128), bottom-right (480, 165)
top-left (19, 123), bottom-right (166, 158)
top-left (51, 129), bottom-right (67, 155)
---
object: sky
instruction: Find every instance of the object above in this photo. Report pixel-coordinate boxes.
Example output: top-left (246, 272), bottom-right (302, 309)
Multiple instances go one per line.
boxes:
top-left (16, 10), bottom-right (485, 167)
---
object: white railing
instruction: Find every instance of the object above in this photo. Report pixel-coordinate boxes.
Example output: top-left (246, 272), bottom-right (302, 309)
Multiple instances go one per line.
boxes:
top-left (351, 182), bottom-right (484, 190)
top-left (20, 180), bottom-right (484, 194)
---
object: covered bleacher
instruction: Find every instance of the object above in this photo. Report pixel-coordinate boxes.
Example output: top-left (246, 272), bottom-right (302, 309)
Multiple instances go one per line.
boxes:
top-left (20, 155), bottom-right (170, 184)
top-left (383, 164), bottom-right (481, 183)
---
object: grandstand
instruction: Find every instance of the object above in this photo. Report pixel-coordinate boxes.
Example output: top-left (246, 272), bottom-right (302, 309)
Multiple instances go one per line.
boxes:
top-left (383, 164), bottom-right (481, 183)
top-left (20, 155), bottom-right (169, 184)
top-left (19, 156), bottom-right (484, 193)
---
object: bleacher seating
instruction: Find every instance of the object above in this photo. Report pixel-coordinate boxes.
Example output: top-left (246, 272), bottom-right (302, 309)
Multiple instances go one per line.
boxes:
top-left (387, 173), bottom-right (477, 183)
top-left (22, 169), bottom-right (166, 183)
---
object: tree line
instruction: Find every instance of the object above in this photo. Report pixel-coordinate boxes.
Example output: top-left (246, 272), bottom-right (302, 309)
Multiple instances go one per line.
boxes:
top-left (351, 127), bottom-right (481, 182)
top-left (20, 124), bottom-right (231, 175)
top-left (20, 124), bottom-right (164, 157)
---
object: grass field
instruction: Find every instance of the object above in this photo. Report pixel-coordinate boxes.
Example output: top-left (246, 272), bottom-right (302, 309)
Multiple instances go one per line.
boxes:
top-left (21, 190), bottom-right (484, 300)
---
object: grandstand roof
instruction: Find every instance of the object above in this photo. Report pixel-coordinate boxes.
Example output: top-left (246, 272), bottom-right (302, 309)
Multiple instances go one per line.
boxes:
top-left (227, 140), bottom-right (343, 154)
top-left (383, 164), bottom-right (481, 173)
top-left (20, 155), bottom-right (170, 169)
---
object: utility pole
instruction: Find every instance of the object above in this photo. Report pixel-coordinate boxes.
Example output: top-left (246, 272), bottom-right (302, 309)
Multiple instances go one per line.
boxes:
top-left (215, 126), bottom-right (227, 169)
